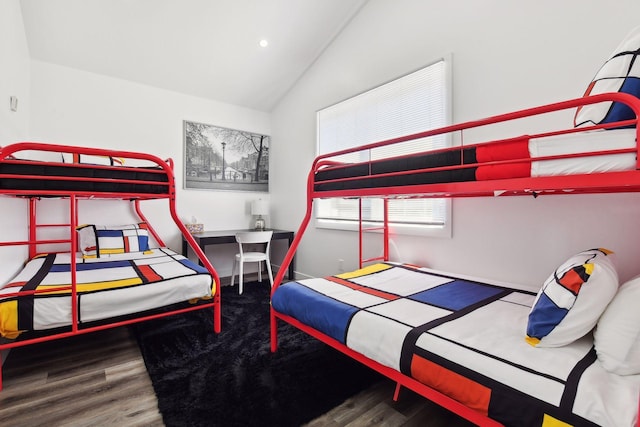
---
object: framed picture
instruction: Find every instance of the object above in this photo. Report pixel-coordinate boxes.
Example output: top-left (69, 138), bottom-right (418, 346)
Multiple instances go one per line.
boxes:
top-left (183, 120), bottom-right (269, 192)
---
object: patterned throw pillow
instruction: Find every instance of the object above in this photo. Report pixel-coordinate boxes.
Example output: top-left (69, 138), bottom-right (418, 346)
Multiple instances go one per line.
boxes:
top-left (526, 248), bottom-right (619, 347)
top-left (594, 275), bottom-right (640, 374)
top-left (574, 26), bottom-right (640, 127)
top-left (77, 223), bottom-right (150, 258)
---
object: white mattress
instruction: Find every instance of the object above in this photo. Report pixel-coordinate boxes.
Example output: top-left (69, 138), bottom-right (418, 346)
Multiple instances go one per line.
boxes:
top-left (530, 128), bottom-right (637, 176)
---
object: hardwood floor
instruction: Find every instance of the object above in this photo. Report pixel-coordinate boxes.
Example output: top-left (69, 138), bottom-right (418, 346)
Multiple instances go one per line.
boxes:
top-left (0, 327), bottom-right (475, 427)
top-left (0, 328), bottom-right (163, 427)
top-left (305, 381), bottom-right (476, 427)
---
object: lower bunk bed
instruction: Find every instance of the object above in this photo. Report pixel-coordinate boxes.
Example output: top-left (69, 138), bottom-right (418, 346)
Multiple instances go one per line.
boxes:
top-left (269, 90), bottom-right (640, 426)
top-left (0, 246), bottom-right (213, 339)
top-left (0, 142), bottom-right (221, 391)
top-left (271, 257), bottom-right (640, 427)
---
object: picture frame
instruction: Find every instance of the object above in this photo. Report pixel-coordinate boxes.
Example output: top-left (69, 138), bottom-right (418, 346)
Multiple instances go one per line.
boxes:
top-left (183, 120), bottom-right (269, 192)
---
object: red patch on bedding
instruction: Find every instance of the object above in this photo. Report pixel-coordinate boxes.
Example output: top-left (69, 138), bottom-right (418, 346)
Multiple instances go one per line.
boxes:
top-left (474, 136), bottom-right (532, 180)
top-left (325, 276), bottom-right (400, 301)
top-left (411, 354), bottom-right (491, 415)
top-left (138, 265), bottom-right (162, 283)
top-left (475, 163), bottom-right (531, 180)
top-left (475, 137), bottom-right (530, 163)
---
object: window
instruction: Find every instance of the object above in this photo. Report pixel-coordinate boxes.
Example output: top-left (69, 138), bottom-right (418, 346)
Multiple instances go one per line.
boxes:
top-left (316, 57), bottom-right (452, 236)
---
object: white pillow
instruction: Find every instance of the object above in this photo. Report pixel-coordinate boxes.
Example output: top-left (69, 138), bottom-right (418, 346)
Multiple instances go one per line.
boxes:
top-left (594, 275), bottom-right (640, 375)
top-left (526, 248), bottom-right (619, 347)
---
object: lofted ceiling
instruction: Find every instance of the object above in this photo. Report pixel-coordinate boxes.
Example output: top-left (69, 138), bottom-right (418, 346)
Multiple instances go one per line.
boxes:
top-left (20, 0), bottom-right (367, 111)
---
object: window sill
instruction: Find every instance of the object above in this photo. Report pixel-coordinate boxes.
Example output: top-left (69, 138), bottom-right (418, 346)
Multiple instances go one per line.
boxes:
top-left (315, 198), bottom-right (452, 238)
top-left (315, 218), bottom-right (452, 239)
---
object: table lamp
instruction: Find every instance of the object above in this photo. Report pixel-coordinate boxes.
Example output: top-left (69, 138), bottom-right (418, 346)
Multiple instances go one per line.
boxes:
top-left (251, 199), bottom-right (269, 230)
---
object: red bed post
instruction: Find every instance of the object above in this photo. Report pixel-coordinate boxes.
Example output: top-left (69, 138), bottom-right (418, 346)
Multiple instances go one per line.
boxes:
top-left (70, 194), bottom-right (79, 333)
top-left (28, 198), bottom-right (37, 259)
top-left (383, 198), bottom-right (389, 261)
top-left (133, 199), bottom-right (166, 247)
top-left (270, 164), bottom-right (318, 352)
top-left (167, 197), bottom-right (222, 333)
top-left (155, 152), bottom-right (221, 333)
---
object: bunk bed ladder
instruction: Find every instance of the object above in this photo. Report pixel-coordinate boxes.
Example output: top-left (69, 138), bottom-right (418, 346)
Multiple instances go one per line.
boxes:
top-left (28, 197), bottom-right (77, 258)
top-left (0, 198), bottom-right (75, 258)
top-left (358, 198), bottom-right (389, 269)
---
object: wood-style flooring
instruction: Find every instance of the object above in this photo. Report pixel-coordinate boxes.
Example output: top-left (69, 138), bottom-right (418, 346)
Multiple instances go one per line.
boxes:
top-left (0, 328), bottom-right (163, 427)
top-left (0, 327), bottom-right (475, 427)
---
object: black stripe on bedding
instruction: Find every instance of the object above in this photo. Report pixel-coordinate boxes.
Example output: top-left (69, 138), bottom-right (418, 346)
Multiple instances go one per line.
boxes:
top-left (129, 260), bottom-right (150, 284)
top-left (17, 254), bottom-right (56, 331)
top-left (371, 148), bottom-right (477, 175)
top-left (314, 166), bottom-right (478, 191)
top-left (387, 264), bottom-right (540, 382)
top-left (560, 346), bottom-right (597, 410)
top-left (398, 287), bottom-right (511, 375)
top-left (313, 147), bottom-right (478, 191)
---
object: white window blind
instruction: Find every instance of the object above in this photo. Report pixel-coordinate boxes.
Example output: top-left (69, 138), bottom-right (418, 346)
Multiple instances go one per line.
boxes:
top-left (316, 58), bottom-right (451, 230)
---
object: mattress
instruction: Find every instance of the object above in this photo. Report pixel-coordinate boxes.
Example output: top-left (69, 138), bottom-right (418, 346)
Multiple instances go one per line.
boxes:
top-left (313, 128), bottom-right (637, 192)
top-left (271, 263), bottom-right (640, 427)
top-left (0, 247), bottom-right (213, 338)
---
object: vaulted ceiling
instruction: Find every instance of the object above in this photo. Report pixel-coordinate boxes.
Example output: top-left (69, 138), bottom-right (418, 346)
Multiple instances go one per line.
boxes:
top-left (20, 0), bottom-right (367, 111)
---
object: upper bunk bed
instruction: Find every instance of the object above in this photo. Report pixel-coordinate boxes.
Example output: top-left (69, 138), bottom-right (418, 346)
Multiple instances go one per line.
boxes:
top-left (311, 92), bottom-right (640, 201)
top-left (0, 142), bottom-right (174, 198)
top-left (269, 91), bottom-right (640, 427)
top-left (0, 142), bottom-right (221, 390)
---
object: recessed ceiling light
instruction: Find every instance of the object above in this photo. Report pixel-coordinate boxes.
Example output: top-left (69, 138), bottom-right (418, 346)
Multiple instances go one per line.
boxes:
top-left (259, 39), bottom-right (269, 48)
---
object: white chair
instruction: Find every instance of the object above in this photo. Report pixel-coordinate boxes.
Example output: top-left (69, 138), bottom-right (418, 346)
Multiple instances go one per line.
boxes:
top-left (230, 230), bottom-right (274, 294)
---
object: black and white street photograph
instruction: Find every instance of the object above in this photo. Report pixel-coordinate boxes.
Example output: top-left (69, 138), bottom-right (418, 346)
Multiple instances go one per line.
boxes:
top-left (183, 120), bottom-right (269, 192)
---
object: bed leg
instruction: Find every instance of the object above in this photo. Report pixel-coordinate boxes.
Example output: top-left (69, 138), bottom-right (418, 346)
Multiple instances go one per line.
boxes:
top-left (214, 300), bottom-right (221, 334)
top-left (393, 382), bottom-right (402, 402)
top-left (270, 310), bottom-right (278, 353)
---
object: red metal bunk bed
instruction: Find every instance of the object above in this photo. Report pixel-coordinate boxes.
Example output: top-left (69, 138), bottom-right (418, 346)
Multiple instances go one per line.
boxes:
top-left (0, 142), bottom-right (221, 391)
top-left (270, 92), bottom-right (640, 427)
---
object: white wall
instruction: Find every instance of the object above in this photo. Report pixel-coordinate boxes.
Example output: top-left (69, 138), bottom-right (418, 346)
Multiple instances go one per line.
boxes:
top-left (0, 0), bottom-right (30, 146)
top-left (1, 50), bottom-right (271, 281)
top-left (270, 0), bottom-right (640, 288)
top-left (0, 0), bottom-right (32, 283)
top-left (26, 60), bottom-right (271, 277)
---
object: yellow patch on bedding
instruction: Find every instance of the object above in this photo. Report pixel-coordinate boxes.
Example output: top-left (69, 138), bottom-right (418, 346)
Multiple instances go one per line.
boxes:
top-left (37, 277), bottom-right (144, 294)
top-left (335, 263), bottom-right (392, 279)
top-left (0, 300), bottom-right (22, 339)
top-left (542, 414), bottom-right (573, 426)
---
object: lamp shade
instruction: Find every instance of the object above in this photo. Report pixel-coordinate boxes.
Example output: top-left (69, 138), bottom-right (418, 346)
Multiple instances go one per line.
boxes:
top-left (251, 199), bottom-right (269, 216)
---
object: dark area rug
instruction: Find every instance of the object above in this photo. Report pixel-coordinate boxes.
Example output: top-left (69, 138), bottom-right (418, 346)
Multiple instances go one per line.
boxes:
top-left (131, 281), bottom-right (381, 427)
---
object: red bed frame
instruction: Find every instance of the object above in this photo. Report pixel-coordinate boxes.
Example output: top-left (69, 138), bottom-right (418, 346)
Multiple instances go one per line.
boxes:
top-left (0, 142), bottom-right (221, 391)
top-left (270, 92), bottom-right (640, 427)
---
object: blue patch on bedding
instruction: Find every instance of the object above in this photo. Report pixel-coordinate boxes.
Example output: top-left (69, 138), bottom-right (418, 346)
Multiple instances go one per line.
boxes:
top-left (50, 260), bottom-right (132, 272)
top-left (409, 280), bottom-right (503, 311)
top-left (526, 292), bottom-right (569, 340)
top-left (179, 258), bottom-right (209, 273)
top-left (272, 282), bottom-right (358, 344)
top-left (604, 78), bottom-right (640, 124)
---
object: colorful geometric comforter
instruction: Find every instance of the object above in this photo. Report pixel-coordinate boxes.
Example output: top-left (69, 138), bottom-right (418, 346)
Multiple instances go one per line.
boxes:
top-left (271, 263), bottom-right (640, 427)
top-left (0, 247), bottom-right (214, 339)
